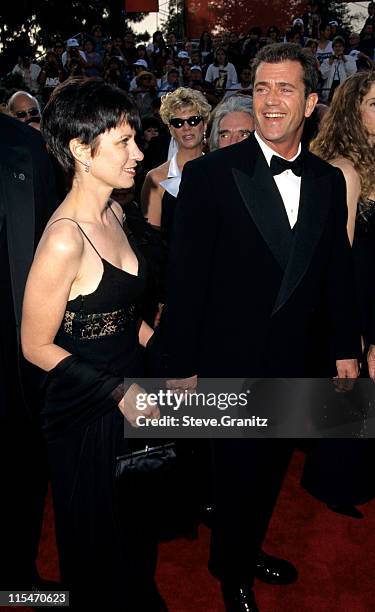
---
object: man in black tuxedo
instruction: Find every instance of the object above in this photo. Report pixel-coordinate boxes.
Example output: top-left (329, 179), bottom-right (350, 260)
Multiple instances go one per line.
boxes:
top-left (163, 43), bottom-right (359, 611)
top-left (0, 113), bottom-right (58, 589)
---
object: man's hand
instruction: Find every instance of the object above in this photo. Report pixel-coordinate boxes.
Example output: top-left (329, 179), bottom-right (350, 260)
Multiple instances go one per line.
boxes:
top-left (166, 375), bottom-right (198, 394)
top-left (118, 383), bottom-right (160, 427)
top-left (368, 345), bottom-right (375, 380)
top-left (334, 358), bottom-right (359, 392)
top-left (336, 358), bottom-right (359, 378)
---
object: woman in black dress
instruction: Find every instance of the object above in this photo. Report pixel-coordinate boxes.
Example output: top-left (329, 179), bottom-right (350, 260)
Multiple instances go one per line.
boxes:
top-left (21, 79), bottom-right (165, 611)
top-left (303, 71), bottom-right (375, 516)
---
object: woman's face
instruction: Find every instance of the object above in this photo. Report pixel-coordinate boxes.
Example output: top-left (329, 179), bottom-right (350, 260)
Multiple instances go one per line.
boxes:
top-left (216, 50), bottom-right (226, 63)
top-left (333, 42), bottom-right (344, 56)
top-left (169, 105), bottom-right (206, 150)
top-left (87, 121), bottom-right (143, 189)
top-left (361, 83), bottom-right (375, 144)
top-left (143, 126), bottom-right (159, 142)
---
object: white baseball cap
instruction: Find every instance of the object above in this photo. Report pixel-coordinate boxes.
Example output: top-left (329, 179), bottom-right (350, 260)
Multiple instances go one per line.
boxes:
top-left (133, 59), bottom-right (148, 68)
top-left (178, 51), bottom-right (190, 59)
top-left (67, 38), bottom-right (80, 47)
top-left (293, 18), bottom-right (304, 26)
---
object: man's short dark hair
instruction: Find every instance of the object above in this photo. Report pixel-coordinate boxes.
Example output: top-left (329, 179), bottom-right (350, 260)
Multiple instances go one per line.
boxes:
top-left (41, 78), bottom-right (140, 181)
top-left (251, 42), bottom-right (319, 96)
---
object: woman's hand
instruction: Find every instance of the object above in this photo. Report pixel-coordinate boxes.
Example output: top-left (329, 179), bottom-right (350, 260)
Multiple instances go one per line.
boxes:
top-left (118, 383), bottom-right (160, 427)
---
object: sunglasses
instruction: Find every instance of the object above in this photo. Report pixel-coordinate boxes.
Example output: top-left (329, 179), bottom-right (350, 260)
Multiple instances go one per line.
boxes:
top-left (15, 107), bottom-right (40, 119)
top-left (170, 115), bottom-right (203, 129)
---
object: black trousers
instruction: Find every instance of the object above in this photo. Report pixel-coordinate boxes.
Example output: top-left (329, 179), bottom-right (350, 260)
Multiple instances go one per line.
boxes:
top-left (0, 232), bottom-right (49, 589)
top-left (209, 439), bottom-right (293, 586)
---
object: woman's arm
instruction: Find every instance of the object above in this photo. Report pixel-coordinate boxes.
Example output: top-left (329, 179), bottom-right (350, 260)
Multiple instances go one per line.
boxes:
top-left (140, 169), bottom-right (164, 227)
top-left (21, 221), bottom-right (83, 371)
top-left (330, 159), bottom-right (361, 245)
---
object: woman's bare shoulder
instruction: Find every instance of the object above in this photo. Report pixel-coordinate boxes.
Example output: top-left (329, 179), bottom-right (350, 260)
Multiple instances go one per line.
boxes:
top-left (146, 161), bottom-right (169, 185)
top-left (39, 216), bottom-right (84, 260)
top-left (330, 157), bottom-right (359, 181)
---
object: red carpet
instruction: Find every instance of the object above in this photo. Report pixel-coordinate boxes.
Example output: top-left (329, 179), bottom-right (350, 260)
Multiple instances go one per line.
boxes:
top-left (16, 450), bottom-right (375, 611)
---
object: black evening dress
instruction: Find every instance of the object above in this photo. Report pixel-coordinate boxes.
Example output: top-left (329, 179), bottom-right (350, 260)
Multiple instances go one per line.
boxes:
top-left (42, 206), bottom-right (160, 611)
top-left (302, 202), bottom-right (375, 507)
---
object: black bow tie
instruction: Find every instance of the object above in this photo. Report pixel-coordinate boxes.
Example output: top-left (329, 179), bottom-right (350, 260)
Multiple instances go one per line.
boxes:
top-left (270, 154), bottom-right (303, 177)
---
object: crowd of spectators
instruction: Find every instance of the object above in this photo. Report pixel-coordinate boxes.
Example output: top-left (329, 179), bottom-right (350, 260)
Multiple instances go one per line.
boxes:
top-left (1, 3), bottom-right (375, 133)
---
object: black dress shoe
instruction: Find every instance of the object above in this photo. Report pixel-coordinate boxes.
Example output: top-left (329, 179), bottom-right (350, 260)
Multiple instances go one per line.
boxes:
top-left (254, 550), bottom-right (298, 585)
top-left (326, 503), bottom-right (364, 519)
top-left (221, 583), bottom-right (259, 612)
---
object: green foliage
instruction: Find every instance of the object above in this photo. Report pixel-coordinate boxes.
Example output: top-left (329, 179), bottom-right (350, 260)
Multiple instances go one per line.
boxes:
top-left (162, 0), bottom-right (185, 39)
top-left (0, 0), bottom-right (147, 73)
top-left (317, 0), bottom-right (351, 28)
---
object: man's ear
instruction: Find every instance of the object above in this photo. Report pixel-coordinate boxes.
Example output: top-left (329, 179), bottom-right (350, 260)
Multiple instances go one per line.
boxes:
top-left (69, 138), bottom-right (91, 166)
top-left (305, 92), bottom-right (318, 118)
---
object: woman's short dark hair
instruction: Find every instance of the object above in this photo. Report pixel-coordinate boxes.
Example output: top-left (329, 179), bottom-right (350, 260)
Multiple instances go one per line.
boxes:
top-left (251, 42), bottom-right (319, 96)
top-left (41, 78), bottom-right (140, 180)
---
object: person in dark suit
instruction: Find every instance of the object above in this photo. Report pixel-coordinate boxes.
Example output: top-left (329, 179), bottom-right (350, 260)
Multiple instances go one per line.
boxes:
top-left (162, 43), bottom-right (360, 612)
top-left (0, 113), bottom-right (58, 589)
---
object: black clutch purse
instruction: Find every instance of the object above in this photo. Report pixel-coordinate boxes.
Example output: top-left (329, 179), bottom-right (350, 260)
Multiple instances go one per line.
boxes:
top-left (115, 441), bottom-right (199, 541)
top-left (116, 442), bottom-right (177, 479)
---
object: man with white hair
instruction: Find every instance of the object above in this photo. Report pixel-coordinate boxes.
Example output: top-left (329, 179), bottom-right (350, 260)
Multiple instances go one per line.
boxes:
top-left (7, 91), bottom-right (41, 129)
top-left (209, 94), bottom-right (254, 150)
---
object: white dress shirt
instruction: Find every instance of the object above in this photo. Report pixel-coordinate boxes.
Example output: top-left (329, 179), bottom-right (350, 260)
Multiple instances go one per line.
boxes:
top-left (254, 131), bottom-right (301, 228)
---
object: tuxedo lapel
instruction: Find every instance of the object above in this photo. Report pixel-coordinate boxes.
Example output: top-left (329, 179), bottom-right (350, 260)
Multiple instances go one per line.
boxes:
top-left (232, 141), bottom-right (293, 271)
top-left (272, 159), bottom-right (331, 315)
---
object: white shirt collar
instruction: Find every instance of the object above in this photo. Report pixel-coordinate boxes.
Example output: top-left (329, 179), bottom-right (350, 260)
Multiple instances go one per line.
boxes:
top-left (254, 131), bottom-right (301, 166)
top-left (159, 152), bottom-right (181, 198)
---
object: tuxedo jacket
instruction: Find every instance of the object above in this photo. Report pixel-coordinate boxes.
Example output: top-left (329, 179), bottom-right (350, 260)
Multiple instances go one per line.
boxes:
top-left (0, 114), bottom-right (58, 333)
top-left (163, 133), bottom-right (360, 378)
top-left (0, 114), bottom-right (58, 415)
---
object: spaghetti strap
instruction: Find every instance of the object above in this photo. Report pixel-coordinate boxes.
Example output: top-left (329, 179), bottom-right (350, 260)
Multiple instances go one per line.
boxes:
top-left (107, 201), bottom-right (124, 230)
top-left (47, 217), bottom-right (102, 260)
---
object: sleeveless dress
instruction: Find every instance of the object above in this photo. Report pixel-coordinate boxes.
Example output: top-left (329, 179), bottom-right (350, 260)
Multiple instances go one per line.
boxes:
top-left (43, 206), bottom-right (160, 610)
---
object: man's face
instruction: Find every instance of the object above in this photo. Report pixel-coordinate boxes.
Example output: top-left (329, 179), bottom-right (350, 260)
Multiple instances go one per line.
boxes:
top-left (190, 69), bottom-right (202, 81)
top-left (253, 60), bottom-right (317, 155)
top-left (349, 34), bottom-right (360, 48)
top-left (168, 71), bottom-right (179, 84)
top-left (11, 94), bottom-right (40, 126)
top-left (218, 111), bottom-right (254, 148)
top-left (20, 55), bottom-right (31, 67)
